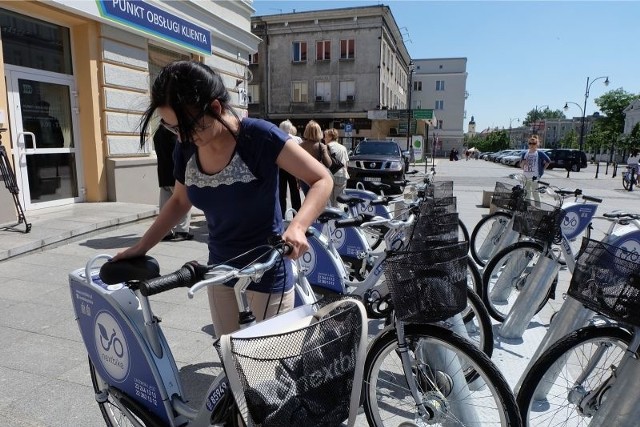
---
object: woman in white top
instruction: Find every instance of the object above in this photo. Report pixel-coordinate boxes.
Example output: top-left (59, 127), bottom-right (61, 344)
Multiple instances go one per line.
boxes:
top-left (324, 128), bottom-right (350, 207)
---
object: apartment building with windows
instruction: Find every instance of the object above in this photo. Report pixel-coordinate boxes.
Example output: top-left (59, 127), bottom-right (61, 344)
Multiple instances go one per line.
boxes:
top-left (409, 58), bottom-right (468, 156)
top-left (250, 5), bottom-right (412, 148)
top-left (0, 0), bottom-right (258, 226)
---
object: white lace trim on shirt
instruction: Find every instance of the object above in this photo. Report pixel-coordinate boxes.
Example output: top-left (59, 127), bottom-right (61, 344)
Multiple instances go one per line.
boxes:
top-left (184, 152), bottom-right (257, 188)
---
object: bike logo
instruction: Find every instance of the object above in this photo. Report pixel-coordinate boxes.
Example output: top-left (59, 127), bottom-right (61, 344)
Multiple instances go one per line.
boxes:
top-left (94, 311), bottom-right (130, 382)
top-left (299, 239), bottom-right (318, 275)
top-left (560, 211), bottom-right (580, 237)
top-left (613, 239), bottom-right (640, 274)
top-left (326, 223), bottom-right (346, 248)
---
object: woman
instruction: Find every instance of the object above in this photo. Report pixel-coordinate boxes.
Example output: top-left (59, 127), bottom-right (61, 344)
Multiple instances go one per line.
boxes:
top-left (324, 127), bottom-right (349, 207)
top-left (113, 61), bottom-right (332, 335)
top-left (298, 120), bottom-right (332, 195)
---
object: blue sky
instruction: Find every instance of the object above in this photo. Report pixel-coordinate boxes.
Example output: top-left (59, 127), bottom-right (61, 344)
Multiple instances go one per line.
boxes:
top-left (252, 0), bottom-right (639, 132)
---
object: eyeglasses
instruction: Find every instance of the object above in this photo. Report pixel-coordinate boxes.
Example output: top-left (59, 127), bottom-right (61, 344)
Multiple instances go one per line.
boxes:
top-left (160, 118), bottom-right (213, 137)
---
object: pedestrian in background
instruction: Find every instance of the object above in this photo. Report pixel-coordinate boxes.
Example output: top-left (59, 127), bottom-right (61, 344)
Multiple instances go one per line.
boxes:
top-left (153, 125), bottom-right (193, 241)
top-left (324, 127), bottom-right (349, 207)
top-left (299, 120), bottom-right (332, 196)
top-left (521, 135), bottom-right (550, 204)
top-left (627, 148), bottom-right (640, 184)
top-left (278, 120), bottom-right (302, 215)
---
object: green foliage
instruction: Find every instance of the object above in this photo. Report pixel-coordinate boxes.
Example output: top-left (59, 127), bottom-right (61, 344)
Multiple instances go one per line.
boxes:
top-left (523, 107), bottom-right (566, 126)
top-left (558, 129), bottom-right (578, 149)
top-left (471, 129), bottom-right (510, 152)
top-left (594, 89), bottom-right (639, 135)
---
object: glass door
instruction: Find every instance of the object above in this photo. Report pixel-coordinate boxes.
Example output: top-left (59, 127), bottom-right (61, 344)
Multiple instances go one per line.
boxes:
top-left (6, 67), bottom-right (83, 209)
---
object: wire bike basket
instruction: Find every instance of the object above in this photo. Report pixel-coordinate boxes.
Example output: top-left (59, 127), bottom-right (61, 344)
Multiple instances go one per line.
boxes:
top-left (216, 298), bottom-right (366, 427)
top-left (411, 213), bottom-right (460, 245)
top-left (491, 181), bottom-right (525, 211)
top-left (512, 201), bottom-right (563, 244)
top-left (568, 238), bottom-right (640, 327)
top-left (384, 249), bottom-right (468, 323)
top-left (425, 180), bottom-right (454, 198)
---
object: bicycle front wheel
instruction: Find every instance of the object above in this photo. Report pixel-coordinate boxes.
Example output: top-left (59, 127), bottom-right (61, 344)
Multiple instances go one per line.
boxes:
top-left (460, 287), bottom-right (494, 357)
top-left (622, 173), bottom-right (631, 191)
top-left (363, 324), bottom-right (521, 426)
top-left (517, 326), bottom-right (631, 427)
top-left (470, 211), bottom-right (512, 267)
top-left (482, 241), bottom-right (551, 322)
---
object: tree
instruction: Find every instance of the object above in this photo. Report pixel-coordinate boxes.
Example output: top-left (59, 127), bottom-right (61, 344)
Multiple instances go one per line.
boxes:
top-left (523, 107), bottom-right (566, 126)
top-left (558, 129), bottom-right (578, 149)
top-left (592, 89), bottom-right (639, 162)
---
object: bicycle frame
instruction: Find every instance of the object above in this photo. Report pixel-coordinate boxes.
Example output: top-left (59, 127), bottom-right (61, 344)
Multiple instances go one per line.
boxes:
top-left (70, 255), bottom-right (229, 426)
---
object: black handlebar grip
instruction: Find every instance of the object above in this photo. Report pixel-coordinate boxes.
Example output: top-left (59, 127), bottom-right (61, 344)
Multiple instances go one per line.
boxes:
top-left (582, 195), bottom-right (603, 203)
top-left (335, 214), bottom-right (365, 228)
top-left (369, 197), bottom-right (389, 206)
top-left (538, 180), bottom-right (550, 187)
top-left (139, 262), bottom-right (206, 297)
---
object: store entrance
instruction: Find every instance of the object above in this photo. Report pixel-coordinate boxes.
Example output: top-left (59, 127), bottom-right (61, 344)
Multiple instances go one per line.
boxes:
top-left (6, 67), bottom-right (83, 209)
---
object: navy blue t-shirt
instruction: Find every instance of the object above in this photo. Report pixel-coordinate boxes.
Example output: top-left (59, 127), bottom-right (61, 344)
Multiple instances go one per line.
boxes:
top-left (173, 117), bottom-right (293, 293)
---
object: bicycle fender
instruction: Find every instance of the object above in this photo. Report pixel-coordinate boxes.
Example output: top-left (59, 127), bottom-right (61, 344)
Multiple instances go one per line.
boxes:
top-left (560, 203), bottom-right (597, 240)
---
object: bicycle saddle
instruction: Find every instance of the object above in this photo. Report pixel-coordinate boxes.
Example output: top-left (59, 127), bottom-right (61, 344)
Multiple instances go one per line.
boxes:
top-left (99, 256), bottom-right (160, 285)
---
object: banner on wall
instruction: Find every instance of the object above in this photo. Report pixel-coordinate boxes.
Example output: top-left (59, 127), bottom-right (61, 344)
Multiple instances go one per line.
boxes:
top-left (411, 135), bottom-right (423, 160)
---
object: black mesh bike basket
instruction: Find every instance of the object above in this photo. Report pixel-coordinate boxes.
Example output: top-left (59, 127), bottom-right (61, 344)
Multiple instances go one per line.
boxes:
top-left (425, 180), bottom-right (454, 198)
top-left (420, 196), bottom-right (456, 216)
top-left (384, 251), bottom-right (468, 323)
top-left (512, 202), bottom-right (563, 244)
top-left (411, 215), bottom-right (459, 245)
top-left (568, 238), bottom-right (640, 327)
top-left (492, 181), bottom-right (525, 211)
top-left (216, 301), bottom-right (363, 427)
top-left (413, 212), bottom-right (459, 237)
top-left (406, 241), bottom-right (469, 261)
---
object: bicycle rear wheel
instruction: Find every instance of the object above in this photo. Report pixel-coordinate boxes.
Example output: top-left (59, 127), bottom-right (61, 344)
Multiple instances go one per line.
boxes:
top-left (622, 172), bottom-right (632, 191)
top-left (517, 326), bottom-right (631, 427)
top-left (363, 324), bottom-right (521, 426)
top-left (89, 356), bottom-right (162, 427)
top-left (460, 287), bottom-right (494, 357)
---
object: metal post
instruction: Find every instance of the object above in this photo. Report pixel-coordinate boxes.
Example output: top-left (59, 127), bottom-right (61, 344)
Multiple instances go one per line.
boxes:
top-left (578, 77), bottom-right (589, 153)
top-left (406, 62), bottom-right (414, 151)
top-left (595, 161), bottom-right (599, 178)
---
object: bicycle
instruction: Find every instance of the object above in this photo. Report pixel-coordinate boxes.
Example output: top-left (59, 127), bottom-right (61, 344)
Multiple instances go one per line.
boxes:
top-left (516, 235), bottom-right (640, 426)
top-left (622, 165), bottom-right (637, 191)
top-left (70, 241), bottom-right (369, 426)
top-left (514, 211), bottom-right (640, 392)
top-left (300, 208), bottom-right (494, 357)
top-left (481, 185), bottom-right (601, 337)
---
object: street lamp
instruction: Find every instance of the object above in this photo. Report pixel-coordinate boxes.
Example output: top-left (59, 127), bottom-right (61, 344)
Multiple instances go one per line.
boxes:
top-left (406, 60), bottom-right (415, 151)
top-left (576, 76), bottom-right (609, 153)
top-left (563, 101), bottom-right (584, 149)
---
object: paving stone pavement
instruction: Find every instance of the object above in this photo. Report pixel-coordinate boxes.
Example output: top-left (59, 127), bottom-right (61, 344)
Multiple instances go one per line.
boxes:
top-left (0, 157), bottom-right (636, 426)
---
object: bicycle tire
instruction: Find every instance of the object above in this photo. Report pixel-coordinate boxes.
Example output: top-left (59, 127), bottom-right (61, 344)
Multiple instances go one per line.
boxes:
top-left (461, 287), bottom-right (494, 357)
top-left (466, 257), bottom-right (483, 297)
top-left (470, 211), bottom-right (512, 267)
top-left (89, 356), bottom-right (164, 427)
top-left (517, 325), bottom-right (631, 427)
top-left (458, 218), bottom-right (470, 243)
top-left (482, 241), bottom-right (553, 322)
top-left (553, 224), bottom-right (591, 267)
top-left (363, 324), bottom-right (521, 427)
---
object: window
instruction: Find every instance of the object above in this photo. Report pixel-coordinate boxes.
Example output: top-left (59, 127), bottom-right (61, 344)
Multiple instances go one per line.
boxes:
top-left (413, 81), bottom-right (422, 91)
top-left (316, 40), bottom-right (330, 61)
top-left (436, 80), bottom-right (445, 91)
top-left (292, 81), bottom-right (308, 102)
top-left (249, 52), bottom-right (259, 64)
top-left (316, 81), bottom-right (331, 102)
top-left (339, 80), bottom-right (355, 101)
top-left (248, 84), bottom-right (260, 104)
top-left (340, 39), bottom-right (355, 59)
top-left (435, 100), bottom-right (444, 110)
top-left (149, 45), bottom-right (191, 88)
top-left (436, 120), bottom-right (444, 129)
top-left (292, 41), bottom-right (307, 62)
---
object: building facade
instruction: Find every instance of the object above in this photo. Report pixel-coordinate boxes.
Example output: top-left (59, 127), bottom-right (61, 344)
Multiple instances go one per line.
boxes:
top-left (250, 5), bottom-right (412, 150)
top-left (0, 0), bottom-right (258, 224)
top-left (410, 58), bottom-right (468, 156)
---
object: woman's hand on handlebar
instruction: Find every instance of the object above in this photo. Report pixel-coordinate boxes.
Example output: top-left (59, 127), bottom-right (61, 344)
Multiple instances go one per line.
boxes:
top-left (111, 244), bottom-right (148, 262)
top-left (281, 223), bottom-right (309, 260)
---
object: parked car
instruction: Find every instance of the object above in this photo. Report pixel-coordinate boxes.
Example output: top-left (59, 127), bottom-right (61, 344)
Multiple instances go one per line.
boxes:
top-left (546, 149), bottom-right (588, 171)
top-left (347, 139), bottom-right (406, 194)
top-left (500, 150), bottom-right (526, 167)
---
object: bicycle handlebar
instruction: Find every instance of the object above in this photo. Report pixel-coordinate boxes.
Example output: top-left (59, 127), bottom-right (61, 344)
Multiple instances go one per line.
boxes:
top-left (186, 246), bottom-right (290, 298)
top-left (139, 262), bottom-right (208, 297)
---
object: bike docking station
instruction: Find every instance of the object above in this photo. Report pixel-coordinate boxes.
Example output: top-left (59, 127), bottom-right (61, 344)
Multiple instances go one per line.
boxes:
top-left (498, 255), bottom-right (561, 340)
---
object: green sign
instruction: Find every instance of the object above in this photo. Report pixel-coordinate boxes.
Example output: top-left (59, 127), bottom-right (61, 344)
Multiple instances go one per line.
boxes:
top-left (413, 109), bottom-right (434, 119)
top-left (387, 109), bottom-right (434, 120)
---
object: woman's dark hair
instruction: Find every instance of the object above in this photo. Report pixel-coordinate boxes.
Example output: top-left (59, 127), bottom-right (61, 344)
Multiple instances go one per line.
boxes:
top-left (139, 60), bottom-right (238, 148)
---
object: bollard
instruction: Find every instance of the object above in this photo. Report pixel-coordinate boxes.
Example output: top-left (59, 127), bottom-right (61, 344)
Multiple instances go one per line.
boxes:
top-left (589, 346), bottom-right (640, 426)
top-left (595, 161), bottom-right (599, 179)
top-left (613, 162), bottom-right (618, 178)
top-left (499, 255), bottom-right (560, 339)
